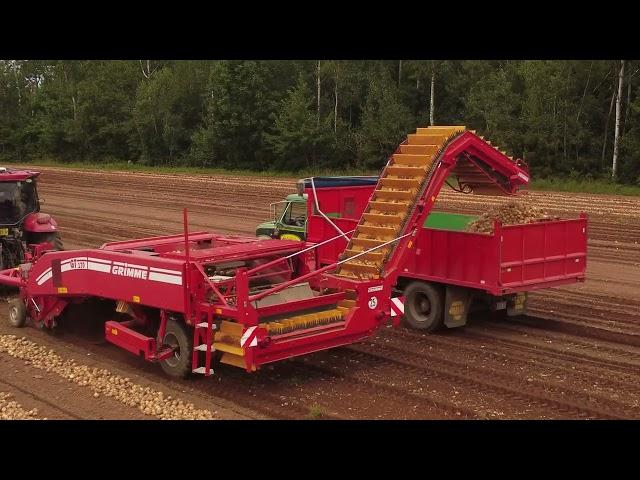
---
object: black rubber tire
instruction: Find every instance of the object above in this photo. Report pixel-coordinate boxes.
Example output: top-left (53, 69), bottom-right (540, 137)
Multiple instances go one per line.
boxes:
top-left (403, 281), bottom-right (444, 332)
top-left (159, 319), bottom-right (193, 379)
top-left (31, 232), bottom-right (64, 251)
top-left (8, 299), bottom-right (27, 328)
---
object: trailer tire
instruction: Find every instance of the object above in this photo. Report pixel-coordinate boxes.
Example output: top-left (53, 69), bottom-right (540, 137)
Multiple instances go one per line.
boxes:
top-left (403, 281), bottom-right (444, 332)
top-left (8, 299), bottom-right (27, 328)
top-left (160, 319), bottom-right (193, 379)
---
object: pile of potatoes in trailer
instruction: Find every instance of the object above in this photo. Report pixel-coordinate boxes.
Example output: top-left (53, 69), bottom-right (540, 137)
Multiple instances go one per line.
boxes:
top-left (465, 200), bottom-right (559, 234)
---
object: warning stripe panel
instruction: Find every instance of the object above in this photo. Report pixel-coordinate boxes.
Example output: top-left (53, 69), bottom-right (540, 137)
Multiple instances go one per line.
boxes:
top-left (390, 296), bottom-right (405, 317)
top-left (240, 326), bottom-right (258, 347)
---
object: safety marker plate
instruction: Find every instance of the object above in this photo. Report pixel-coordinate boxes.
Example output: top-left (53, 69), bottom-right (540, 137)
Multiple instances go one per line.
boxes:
top-left (240, 326), bottom-right (258, 347)
top-left (390, 296), bottom-right (405, 317)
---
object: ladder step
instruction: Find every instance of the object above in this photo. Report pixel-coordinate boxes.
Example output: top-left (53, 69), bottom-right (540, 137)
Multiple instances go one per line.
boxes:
top-left (196, 322), bottom-right (217, 329)
top-left (368, 200), bottom-right (410, 213)
top-left (343, 248), bottom-right (385, 261)
top-left (407, 134), bottom-right (449, 145)
top-left (351, 236), bottom-right (387, 248)
top-left (340, 261), bottom-right (380, 274)
top-left (399, 144), bottom-right (439, 155)
top-left (392, 153), bottom-right (434, 166)
top-left (192, 367), bottom-right (214, 375)
top-left (386, 165), bottom-right (426, 177)
top-left (412, 131), bottom-right (452, 142)
top-left (194, 344), bottom-right (215, 352)
top-left (356, 224), bottom-right (397, 238)
top-left (362, 212), bottom-right (404, 225)
top-left (380, 177), bottom-right (421, 189)
top-left (374, 189), bottom-right (415, 201)
top-left (416, 126), bottom-right (465, 136)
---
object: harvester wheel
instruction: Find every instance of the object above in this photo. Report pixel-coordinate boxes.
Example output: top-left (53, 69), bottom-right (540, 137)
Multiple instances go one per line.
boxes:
top-left (8, 299), bottom-right (27, 328)
top-left (160, 319), bottom-right (193, 379)
top-left (403, 281), bottom-right (444, 332)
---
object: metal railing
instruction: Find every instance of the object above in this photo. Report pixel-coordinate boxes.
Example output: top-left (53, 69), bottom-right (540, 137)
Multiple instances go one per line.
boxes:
top-left (247, 229), bottom-right (415, 303)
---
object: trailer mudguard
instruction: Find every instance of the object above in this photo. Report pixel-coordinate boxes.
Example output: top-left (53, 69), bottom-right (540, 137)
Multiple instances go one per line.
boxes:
top-left (443, 285), bottom-right (473, 328)
top-left (506, 291), bottom-right (528, 317)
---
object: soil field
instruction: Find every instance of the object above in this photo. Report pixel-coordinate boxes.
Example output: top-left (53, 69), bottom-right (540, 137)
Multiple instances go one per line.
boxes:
top-left (1, 165), bottom-right (639, 419)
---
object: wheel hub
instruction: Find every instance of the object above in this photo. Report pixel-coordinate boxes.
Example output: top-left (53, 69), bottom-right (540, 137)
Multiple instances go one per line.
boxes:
top-left (163, 332), bottom-right (181, 367)
top-left (417, 293), bottom-right (432, 316)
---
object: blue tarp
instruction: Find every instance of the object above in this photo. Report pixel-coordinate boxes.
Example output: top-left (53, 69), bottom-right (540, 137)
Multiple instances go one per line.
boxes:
top-left (302, 176), bottom-right (379, 189)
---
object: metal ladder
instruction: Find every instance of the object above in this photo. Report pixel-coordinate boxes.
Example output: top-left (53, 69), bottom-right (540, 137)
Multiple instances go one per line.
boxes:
top-left (191, 310), bottom-right (215, 376)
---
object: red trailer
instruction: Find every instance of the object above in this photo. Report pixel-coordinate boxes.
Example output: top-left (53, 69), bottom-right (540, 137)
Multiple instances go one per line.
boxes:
top-left (302, 178), bottom-right (587, 330)
top-left (0, 126), bottom-right (587, 377)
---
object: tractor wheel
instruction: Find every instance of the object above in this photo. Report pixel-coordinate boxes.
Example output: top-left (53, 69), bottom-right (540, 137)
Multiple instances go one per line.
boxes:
top-left (8, 298), bottom-right (27, 328)
top-left (403, 281), bottom-right (444, 332)
top-left (32, 232), bottom-right (64, 251)
top-left (160, 319), bottom-right (193, 379)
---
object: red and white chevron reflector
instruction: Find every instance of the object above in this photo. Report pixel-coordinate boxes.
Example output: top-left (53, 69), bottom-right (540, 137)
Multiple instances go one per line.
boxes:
top-left (390, 296), bottom-right (405, 317)
top-left (240, 326), bottom-right (258, 347)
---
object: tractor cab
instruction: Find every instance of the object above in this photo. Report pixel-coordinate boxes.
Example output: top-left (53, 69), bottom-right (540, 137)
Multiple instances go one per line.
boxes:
top-left (0, 174), bottom-right (40, 226)
top-left (0, 167), bottom-right (61, 270)
top-left (255, 176), bottom-right (380, 245)
top-left (256, 193), bottom-right (308, 241)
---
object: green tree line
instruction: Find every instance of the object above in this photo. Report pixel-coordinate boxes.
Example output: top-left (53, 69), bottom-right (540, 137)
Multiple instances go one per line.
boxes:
top-left (0, 60), bottom-right (638, 183)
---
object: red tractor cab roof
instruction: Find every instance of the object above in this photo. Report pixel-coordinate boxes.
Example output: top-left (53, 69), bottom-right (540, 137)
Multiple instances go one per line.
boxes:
top-left (0, 167), bottom-right (40, 182)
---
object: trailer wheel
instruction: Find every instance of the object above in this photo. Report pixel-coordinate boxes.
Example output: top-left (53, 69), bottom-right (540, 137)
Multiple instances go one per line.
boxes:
top-left (403, 282), bottom-right (444, 332)
top-left (160, 319), bottom-right (193, 379)
top-left (8, 299), bottom-right (27, 328)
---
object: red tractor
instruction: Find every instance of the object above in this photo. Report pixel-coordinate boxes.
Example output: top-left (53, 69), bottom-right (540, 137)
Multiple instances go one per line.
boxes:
top-left (0, 167), bottom-right (62, 270)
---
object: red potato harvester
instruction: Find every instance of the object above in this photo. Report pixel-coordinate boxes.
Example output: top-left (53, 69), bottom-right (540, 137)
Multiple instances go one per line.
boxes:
top-left (0, 126), bottom-right (587, 378)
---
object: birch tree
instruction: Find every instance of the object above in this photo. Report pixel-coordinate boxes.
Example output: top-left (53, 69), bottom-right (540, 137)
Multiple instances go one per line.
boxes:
top-left (430, 65), bottom-right (435, 125)
top-left (602, 86), bottom-right (616, 166)
top-left (316, 60), bottom-right (321, 125)
top-left (612, 60), bottom-right (625, 179)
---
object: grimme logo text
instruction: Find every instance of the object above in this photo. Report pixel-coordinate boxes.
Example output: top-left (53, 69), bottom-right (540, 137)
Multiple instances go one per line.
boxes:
top-left (111, 265), bottom-right (148, 280)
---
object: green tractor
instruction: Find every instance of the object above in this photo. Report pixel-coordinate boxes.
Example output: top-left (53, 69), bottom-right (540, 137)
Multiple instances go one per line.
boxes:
top-left (256, 193), bottom-right (308, 241)
top-left (255, 189), bottom-right (479, 243)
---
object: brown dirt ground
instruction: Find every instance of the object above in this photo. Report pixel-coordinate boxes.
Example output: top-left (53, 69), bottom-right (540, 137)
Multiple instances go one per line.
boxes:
top-left (0, 165), bottom-right (638, 419)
